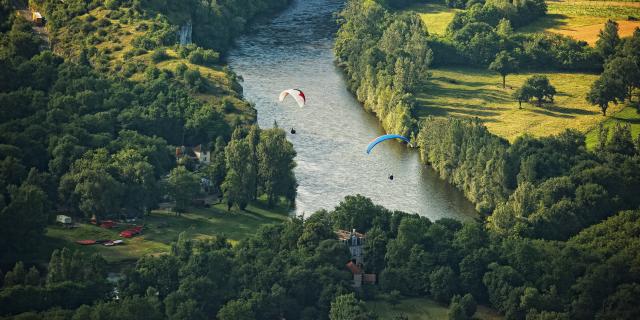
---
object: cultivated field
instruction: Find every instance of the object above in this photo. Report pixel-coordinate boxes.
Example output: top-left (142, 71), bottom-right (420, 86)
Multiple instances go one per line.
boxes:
top-left (404, 3), bottom-right (459, 35)
top-left (367, 297), bottom-right (502, 320)
top-left (521, 1), bottom-right (640, 45)
top-left (412, 67), bottom-right (622, 141)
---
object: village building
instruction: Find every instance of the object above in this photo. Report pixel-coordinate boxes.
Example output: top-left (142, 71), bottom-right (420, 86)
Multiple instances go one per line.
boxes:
top-left (175, 144), bottom-right (211, 164)
top-left (336, 229), bottom-right (377, 287)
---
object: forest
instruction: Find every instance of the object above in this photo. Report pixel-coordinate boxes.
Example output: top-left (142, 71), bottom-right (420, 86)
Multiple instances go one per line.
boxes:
top-left (0, 0), bottom-right (639, 318)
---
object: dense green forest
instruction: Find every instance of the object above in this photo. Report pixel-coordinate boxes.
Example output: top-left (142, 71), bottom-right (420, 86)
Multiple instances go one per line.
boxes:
top-left (335, 0), bottom-right (640, 319)
top-left (1, 0), bottom-right (639, 318)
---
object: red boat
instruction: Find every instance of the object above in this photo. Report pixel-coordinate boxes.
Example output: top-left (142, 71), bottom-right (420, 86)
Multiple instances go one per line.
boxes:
top-left (119, 226), bottom-right (143, 238)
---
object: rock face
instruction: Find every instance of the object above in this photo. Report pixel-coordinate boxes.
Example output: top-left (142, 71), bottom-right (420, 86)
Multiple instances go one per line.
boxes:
top-left (179, 21), bottom-right (192, 45)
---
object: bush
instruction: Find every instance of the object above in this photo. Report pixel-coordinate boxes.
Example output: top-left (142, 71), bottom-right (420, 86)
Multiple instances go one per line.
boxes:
top-left (187, 47), bottom-right (220, 66)
top-left (151, 49), bottom-right (169, 63)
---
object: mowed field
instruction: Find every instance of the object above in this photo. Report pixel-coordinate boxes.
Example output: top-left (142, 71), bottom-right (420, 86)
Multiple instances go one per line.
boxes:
top-left (412, 67), bottom-right (624, 141)
top-left (520, 1), bottom-right (640, 45)
top-left (404, 3), bottom-right (459, 35)
top-left (367, 297), bottom-right (502, 320)
top-left (13, 201), bottom-right (289, 264)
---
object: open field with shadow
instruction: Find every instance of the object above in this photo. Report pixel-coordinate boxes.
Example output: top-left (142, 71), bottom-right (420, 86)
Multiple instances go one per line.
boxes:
top-left (412, 67), bottom-right (619, 141)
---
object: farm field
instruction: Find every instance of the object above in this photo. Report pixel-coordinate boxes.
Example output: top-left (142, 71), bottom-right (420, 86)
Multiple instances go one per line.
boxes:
top-left (367, 297), bottom-right (502, 320)
top-left (585, 106), bottom-right (640, 148)
top-left (520, 1), bottom-right (640, 45)
top-left (11, 200), bottom-right (289, 265)
top-left (412, 66), bottom-right (622, 141)
top-left (404, 2), bottom-right (460, 35)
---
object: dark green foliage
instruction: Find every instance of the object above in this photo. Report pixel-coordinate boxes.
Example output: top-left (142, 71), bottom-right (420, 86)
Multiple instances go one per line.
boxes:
top-left (518, 75), bottom-right (556, 107)
top-left (596, 20), bottom-right (620, 61)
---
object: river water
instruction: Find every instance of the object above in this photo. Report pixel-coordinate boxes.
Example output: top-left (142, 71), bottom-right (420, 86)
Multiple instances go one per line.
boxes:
top-left (228, 0), bottom-right (476, 220)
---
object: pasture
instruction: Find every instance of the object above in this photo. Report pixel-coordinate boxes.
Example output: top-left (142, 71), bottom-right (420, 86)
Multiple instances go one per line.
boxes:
top-left (412, 66), bottom-right (619, 142)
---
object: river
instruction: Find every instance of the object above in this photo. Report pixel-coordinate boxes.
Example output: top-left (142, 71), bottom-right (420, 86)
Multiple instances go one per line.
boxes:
top-left (228, 0), bottom-right (476, 220)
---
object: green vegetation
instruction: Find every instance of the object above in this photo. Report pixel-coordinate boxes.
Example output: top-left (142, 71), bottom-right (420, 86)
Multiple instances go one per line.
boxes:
top-left (414, 67), bottom-right (606, 141)
top-left (367, 297), bottom-right (501, 320)
top-left (586, 106), bottom-right (640, 148)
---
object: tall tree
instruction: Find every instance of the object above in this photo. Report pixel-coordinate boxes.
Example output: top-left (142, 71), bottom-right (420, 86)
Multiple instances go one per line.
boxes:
top-left (223, 138), bottom-right (255, 210)
top-left (165, 166), bottom-right (201, 213)
top-left (489, 51), bottom-right (519, 88)
top-left (596, 19), bottom-right (620, 60)
top-left (257, 129), bottom-right (297, 207)
top-left (603, 56), bottom-right (640, 100)
top-left (586, 72), bottom-right (626, 116)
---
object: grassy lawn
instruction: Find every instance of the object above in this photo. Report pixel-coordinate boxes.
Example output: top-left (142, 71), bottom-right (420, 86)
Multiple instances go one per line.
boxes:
top-left (520, 1), bottom-right (640, 45)
top-left (585, 106), bottom-right (640, 148)
top-left (404, 3), bottom-right (460, 35)
top-left (14, 200), bottom-right (290, 265)
top-left (412, 66), bottom-right (622, 141)
top-left (367, 297), bottom-right (502, 320)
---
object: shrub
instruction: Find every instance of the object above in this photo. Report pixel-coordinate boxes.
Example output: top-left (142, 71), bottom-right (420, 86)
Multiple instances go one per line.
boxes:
top-left (151, 49), bottom-right (169, 63)
top-left (188, 47), bottom-right (220, 66)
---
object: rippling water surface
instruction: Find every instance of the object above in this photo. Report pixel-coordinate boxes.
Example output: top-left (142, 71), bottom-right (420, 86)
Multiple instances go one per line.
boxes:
top-left (228, 0), bottom-right (476, 220)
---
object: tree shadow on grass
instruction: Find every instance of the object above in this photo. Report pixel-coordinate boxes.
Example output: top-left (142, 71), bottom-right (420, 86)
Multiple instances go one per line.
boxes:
top-left (522, 14), bottom-right (570, 32)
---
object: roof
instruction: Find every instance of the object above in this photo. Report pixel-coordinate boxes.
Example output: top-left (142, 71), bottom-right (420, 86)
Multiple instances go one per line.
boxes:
top-left (33, 12), bottom-right (42, 19)
top-left (335, 229), bottom-right (365, 241)
top-left (346, 261), bottom-right (362, 274)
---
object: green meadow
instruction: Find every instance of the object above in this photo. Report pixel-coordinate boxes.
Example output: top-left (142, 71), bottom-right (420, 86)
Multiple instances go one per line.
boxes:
top-left (412, 66), bottom-right (619, 142)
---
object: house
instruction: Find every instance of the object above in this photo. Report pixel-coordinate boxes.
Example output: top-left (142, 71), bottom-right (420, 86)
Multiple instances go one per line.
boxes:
top-left (337, 229), bottom-right (377, 287)
top-left (336, 229), bottom-right (365, 264)
top-left (56, 215), bottom-right (72, 224)
top-left (193, 145), bottom-right (211, 164)
top-left (32, 11), bottom-right (43, 26)
top-left (175, 145), bottom-right (211, 164)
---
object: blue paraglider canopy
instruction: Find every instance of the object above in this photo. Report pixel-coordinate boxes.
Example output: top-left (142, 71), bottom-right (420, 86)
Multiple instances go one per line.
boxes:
top-left (366, 134), bottom-right (411, 154)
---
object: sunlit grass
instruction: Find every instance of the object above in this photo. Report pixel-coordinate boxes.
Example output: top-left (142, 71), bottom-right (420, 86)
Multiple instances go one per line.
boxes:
top-left (412, 66), bottom-right (618, 142)
top-left (585, 106), bottom-right (640, 148)
top-left (520, 1), bottom-right (640, 45)
top-left (404, 3), bottom-right (460, 35)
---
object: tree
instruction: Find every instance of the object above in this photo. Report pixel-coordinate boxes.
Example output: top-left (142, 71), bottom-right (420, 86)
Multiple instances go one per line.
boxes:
top-left (223, 138), bottom-right (256, 210)
top-left (0, 182), bottom-right (48, 255)
top-left (257, 129), bottom-right (297, 207)
top-left (429, 266), bottom-right (458, 303)
top-left (519, 75), bottom-right (556, 107)
top-left (489, 51), bottom-right (518, 88)
top-left (596, 19), bottom-right (620, 60)
top-left (165, 166), bottom-right (200, 213)
top-left (329, 293), bottom-right (367, 320)
top-left (603, 56), bottom-right (640, 100)
top-left (496, 18), bottom-right (513, 37)
top-left (217, 299), bottom-right (255, 320)
top-left (586, 72), bottom-right (626, 116)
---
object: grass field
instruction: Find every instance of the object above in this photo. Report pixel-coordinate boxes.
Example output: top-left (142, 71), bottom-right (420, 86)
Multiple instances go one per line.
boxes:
top-left (412, 66), bottom-right (623, 141)
top-left (404, 3), bottom-right (460, 35)
top-left (367, 297), bottom-right (502, 320)
top-left (12, 200), bottom-right (290, 265)
top-left (585, 105), bottom-right (640, 148)
top-left (520, 1), bottom-right (640, 45)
